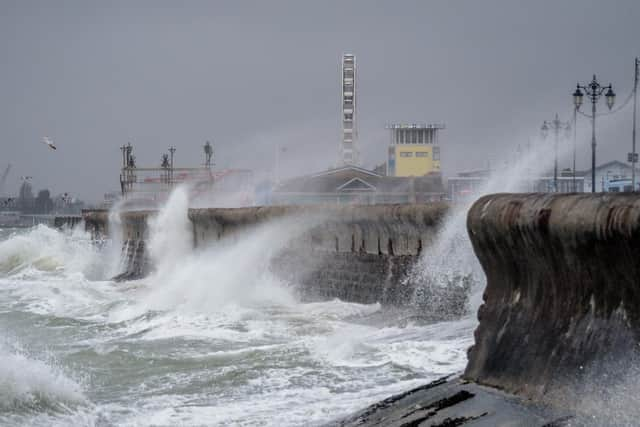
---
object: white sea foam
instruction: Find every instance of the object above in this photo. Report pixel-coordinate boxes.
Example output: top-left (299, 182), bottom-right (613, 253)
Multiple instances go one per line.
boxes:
top-left (136, 187), bottom-right (314, 317)
top-left (0, 225), bottom-right (107, 280)
top-left (411, 134), bottom-right (575, 313)
top-left (0, 344), bottom-right (87, 413)
top-left (0, 183), bottom-right (486, 426)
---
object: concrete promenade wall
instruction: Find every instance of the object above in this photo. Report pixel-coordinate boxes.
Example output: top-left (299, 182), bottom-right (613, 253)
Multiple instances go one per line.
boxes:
top-left (53, 215), bottom-right (83, 229)
top-left (82, 209), bottom-right (110, 239)
top-left (80, 209), bottom-right (152, 280)
top-left (188, 204), bottom-right (465, 308)
top-left (465, 193), bottom-right (640, 399)
top-left (188, 204), bottom-right (446, 256)
top-left (80, 204), bottom-right (471, 310)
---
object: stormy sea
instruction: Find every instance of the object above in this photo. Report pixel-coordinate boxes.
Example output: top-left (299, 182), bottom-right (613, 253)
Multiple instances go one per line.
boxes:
top-left (0, 191), bottom-right (479, 426)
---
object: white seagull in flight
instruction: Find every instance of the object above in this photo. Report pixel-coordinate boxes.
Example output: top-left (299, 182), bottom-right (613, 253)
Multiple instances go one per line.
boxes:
top-left (41, 137), bottom-right (57, 150)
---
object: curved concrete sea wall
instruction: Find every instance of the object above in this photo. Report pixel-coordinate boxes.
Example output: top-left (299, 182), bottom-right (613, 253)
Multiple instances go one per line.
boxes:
top-left (53, 215), bottom-right (83, 229)
top-left (465, 193), bottom-right (640, 399)
top-left (189, 204), bottom-right (445, 256)
top-left (80, 204), bottom-right (468, 311)
top-left (82, 209), bottom-right (110, 239)
top-left (113, 211), bottom-right (153, 281)
top-left (189, 204), bottom-right (468, 309)
top-left (79, 209), bottom-right (152, 280)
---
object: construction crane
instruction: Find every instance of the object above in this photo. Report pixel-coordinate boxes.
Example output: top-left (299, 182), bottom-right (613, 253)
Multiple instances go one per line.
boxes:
top-left (0, 163), bottom-right (11, 196)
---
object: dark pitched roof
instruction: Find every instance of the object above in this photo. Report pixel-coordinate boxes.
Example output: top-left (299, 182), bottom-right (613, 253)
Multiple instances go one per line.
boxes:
top-left (310, 165), bottom-right (382, 179)
top-left (275, 165), bottom-right (444, 194)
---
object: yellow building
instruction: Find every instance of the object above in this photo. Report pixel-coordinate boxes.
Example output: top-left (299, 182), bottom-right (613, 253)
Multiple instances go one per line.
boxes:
top-left (386, 124), bottom-right (445, 177)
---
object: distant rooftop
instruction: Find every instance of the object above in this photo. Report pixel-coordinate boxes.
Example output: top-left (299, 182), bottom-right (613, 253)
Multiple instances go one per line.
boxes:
top-left (385, 123), bottom-right (445, 130)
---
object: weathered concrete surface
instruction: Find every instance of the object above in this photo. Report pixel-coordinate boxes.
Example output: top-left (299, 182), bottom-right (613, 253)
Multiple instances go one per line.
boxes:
top-left (81, 209), bottom-right (152, 280)
top-left (82, 204), bottom-right (468, 310)
top-left (189, 204), bottom-right (469, 309)
top-left (189, 204), bottom-right (448, 256)
top-left (330, 376), bottom-right (571, 427)
top-left (53, 215), bottom-right (82, 229)
top-left (465, 193), bottom-right (640, 400)
top-left (82, 209), bottom-right (109, 239)
top-left (113, 210), bottom-right (153, 281)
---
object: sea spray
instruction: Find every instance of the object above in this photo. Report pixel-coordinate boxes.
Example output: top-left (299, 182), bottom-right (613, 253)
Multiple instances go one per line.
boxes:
top-left (410, 135), bottom-right (577, 312)
top-left (106, 198), bottom-right (127, 279)
top-left (0, 342), bottom-right (87, 413)
top-left (147, 186), bottom-right (192, 273)
top-left (0, 218), bottom-right (476, 426)
top-left (133, 186), bottom-right (330, 314)
top-left (0, 225), bottom-right (101, 279)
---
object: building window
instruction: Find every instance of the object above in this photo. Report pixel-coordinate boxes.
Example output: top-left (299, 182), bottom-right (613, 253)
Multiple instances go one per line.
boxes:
top-left (400, 152), bottom-right (413, 157)
top-left (344, 113), bottom-right (353, 121)
top-left (418, 130), bottom-right (424, 144)
top-left (433, 146), bottom-right (440, 160)
top-left (398, 131), bottom-right (404, 144)
top-left (412, 131), bottom-right (417, 144)
top-left (416, 152), bottom-right (428, 157)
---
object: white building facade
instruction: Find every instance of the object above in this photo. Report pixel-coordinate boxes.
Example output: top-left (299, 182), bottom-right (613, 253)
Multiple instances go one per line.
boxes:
top-left (578, 160), bottom-right (640, 192)
top-left (341, 54), bottom-right (358, 165)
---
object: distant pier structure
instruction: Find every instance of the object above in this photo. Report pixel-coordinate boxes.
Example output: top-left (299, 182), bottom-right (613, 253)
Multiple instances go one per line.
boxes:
top-left (386, 124), bottom-right (445, 177)
top-left (118, 142), bottom-right (252, 206)
top-left (341, 53), bottom-right (358, 166)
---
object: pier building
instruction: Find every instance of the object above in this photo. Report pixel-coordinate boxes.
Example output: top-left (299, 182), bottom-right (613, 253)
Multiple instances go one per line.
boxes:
top-left (271, 164), bottom-right (444, 205)
top-left (386, 124), bottom-right (445, 177)
top-left (118, 143), bottom-right (253, 207)
top-left (576, 160), bottom-right (640, 192)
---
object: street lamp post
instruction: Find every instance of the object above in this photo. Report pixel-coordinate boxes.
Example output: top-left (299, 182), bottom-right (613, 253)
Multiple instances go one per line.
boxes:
top-left (573, 75), bottom-right (616, 193)
top-left (572, 106), bottom-right (578, 192)
top-left (168, 146), bottom-right (176, 188)
top-left (541, 114), bottom-right (571, 192)
top-left (632, 58), bottom-right (639, 191)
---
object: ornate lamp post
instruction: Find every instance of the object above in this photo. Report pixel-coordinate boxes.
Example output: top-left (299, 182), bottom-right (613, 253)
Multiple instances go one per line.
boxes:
top-left (541, 114), bottom-right (571, 192)
top-left (573, 75), bottom-right (616, 192)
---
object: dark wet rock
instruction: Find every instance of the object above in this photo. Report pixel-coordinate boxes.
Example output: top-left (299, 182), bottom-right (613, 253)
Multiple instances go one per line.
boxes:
top-left (329, 376), bottom-right (570, 427)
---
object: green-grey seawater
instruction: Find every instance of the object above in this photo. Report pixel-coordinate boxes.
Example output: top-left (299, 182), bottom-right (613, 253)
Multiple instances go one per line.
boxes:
top-left (0, 225), bottom-right (473, 426)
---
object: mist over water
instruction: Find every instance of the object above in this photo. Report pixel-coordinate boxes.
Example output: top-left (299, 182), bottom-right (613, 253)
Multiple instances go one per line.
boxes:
top-left (0, 135), bottom-right (573, 426)
top-left (0, 198), bottom-right (474, 426)
top-left (0, 140), bottom-right (580, 426)
top-left (411, 135), bottom-right (563, 312)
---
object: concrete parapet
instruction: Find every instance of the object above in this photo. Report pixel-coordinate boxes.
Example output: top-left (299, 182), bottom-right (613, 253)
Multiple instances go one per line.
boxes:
top-left (53, 215), bottom-right (83, 230)
top-left (81, 209), bottom-right (153, 280)
top-left (465, 193), bottom-right (640, 399)
top-left (188, 203), bottom-right (462, 308)
top-left (82, 203), bottom-right (468, 311)
top-left (82, 209), bottom-right (110, 239)
top-left (189, 203), bottom-right (447, 257)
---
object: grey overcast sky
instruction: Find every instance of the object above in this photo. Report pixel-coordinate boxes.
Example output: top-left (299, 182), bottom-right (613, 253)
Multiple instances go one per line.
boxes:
top-left (1, 0), bottom-right (639, 201)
